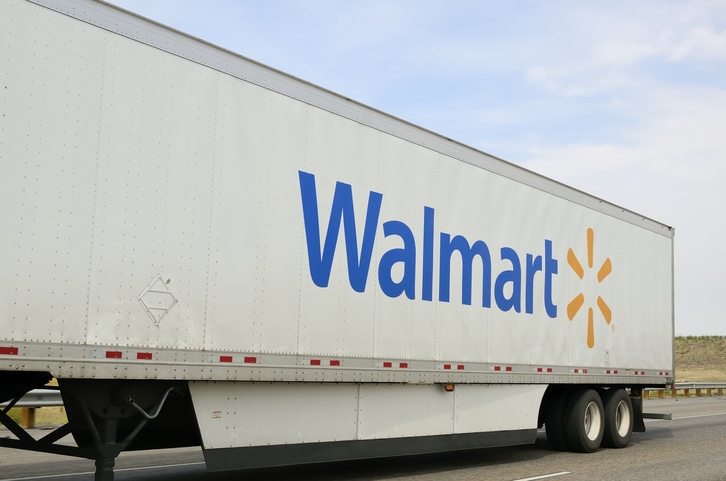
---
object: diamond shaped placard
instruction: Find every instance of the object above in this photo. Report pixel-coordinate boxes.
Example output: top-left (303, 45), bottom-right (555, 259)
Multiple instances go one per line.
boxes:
top-left (138, 274), bottom-right (178, 325)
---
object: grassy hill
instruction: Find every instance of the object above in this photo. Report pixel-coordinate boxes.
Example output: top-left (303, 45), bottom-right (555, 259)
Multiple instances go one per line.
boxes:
top-left (675, 336), bottom-right (726, 382)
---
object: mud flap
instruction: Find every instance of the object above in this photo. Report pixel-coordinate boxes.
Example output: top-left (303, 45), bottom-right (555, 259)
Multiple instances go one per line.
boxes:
top-left (630, 388), bottom-right (646, 433)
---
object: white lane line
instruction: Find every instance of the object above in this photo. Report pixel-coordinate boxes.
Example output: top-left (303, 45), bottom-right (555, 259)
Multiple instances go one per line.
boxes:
top-left (510, 472), bottom-right (572, 481)
top-left (0, 461), bottom-right (205, 481)
top-left (105, 461), bottom-right (204, 473)
top-left (645, 412), bottom-right (726, 422)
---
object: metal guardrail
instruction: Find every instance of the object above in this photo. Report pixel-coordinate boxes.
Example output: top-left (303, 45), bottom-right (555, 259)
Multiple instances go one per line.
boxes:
top-left (672, 382), bottom-right (726, 390)
top-left (1, 389), bottom-right (63, 429)
top-left (644, 382), bottom-right (726, 399)
top-left (0, 389), bottom-right (63, 408)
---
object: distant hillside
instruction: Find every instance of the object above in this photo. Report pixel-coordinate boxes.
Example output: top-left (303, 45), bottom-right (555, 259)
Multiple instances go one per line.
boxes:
top-left (675, 336), bottom-right (726, 382)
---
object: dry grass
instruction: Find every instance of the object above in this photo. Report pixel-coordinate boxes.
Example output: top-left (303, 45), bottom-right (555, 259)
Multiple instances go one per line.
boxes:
top-left (675, 336), bottom-right (726, 382)
top-left (5, 406), bottom-right (68, 426)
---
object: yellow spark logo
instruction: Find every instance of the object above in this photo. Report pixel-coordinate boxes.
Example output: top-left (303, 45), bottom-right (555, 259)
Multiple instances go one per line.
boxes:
top-left (567, 228), bottom-right (612, 348)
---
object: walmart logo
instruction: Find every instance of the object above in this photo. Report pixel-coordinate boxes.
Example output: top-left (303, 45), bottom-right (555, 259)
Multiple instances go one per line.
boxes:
top-left (297, 172), bottom-right (616, 348)
top-left (566, 228), bottom-right (613, 348)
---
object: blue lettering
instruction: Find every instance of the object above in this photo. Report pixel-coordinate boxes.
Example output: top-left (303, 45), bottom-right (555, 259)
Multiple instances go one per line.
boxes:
top-left (439, 234), bottom-right (492, 307)
top-left (495, 247), bottom-right (521, 312)
top-left (298, 171), bottom-right (381, 292)
top-left (544, 239), bottom-right (558, 318)
top-left (422, 206), bottom-right (435, 302)
top-left (378, 220), bottom-right (416, 299)
top-left (525, 254), bottom-right (543, 314)
top-left (298, 171), bottom-right (560, 317)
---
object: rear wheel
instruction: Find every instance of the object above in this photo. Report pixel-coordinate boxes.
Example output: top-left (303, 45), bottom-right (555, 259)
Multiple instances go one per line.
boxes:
top-left (564, 388), bottom-right (604, 452)
top-left (601, 388), bottom-right (633, 448)
top-left (544, 388), bottom-right (570, 451)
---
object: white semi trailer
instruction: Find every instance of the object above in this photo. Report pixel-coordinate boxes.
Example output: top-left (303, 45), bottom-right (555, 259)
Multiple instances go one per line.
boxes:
top-left (0, 1), bottom-right (675, 480)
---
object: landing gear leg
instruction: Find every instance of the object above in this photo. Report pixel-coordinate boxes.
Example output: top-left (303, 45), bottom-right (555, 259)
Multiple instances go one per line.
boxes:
top-left (94, 457), bottom-right (116, 481)
top-left (93, 418), bottom-right (120, 481)
top-left (66, 384), bottom-right (180, 481)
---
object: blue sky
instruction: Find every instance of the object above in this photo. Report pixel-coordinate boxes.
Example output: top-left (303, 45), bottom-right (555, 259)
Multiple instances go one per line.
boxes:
top-left (110, 0), bottom-right (726, 335)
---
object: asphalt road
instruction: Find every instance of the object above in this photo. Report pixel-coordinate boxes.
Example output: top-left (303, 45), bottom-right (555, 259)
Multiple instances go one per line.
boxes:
top-left (1, 396), bottom-right (725, 481)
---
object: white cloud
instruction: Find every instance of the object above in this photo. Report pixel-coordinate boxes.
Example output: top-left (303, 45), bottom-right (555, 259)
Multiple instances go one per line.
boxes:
top-left (669, 26), bottom-right (726, 61)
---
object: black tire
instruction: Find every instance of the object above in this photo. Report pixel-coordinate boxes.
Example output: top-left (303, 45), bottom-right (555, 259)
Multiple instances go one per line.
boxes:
top-left (564, 388), bottom-right (604, 453)
top-left (544, 388), bottom-right (570, 451)
top-left (601, 388), bottom-right (633, 448)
